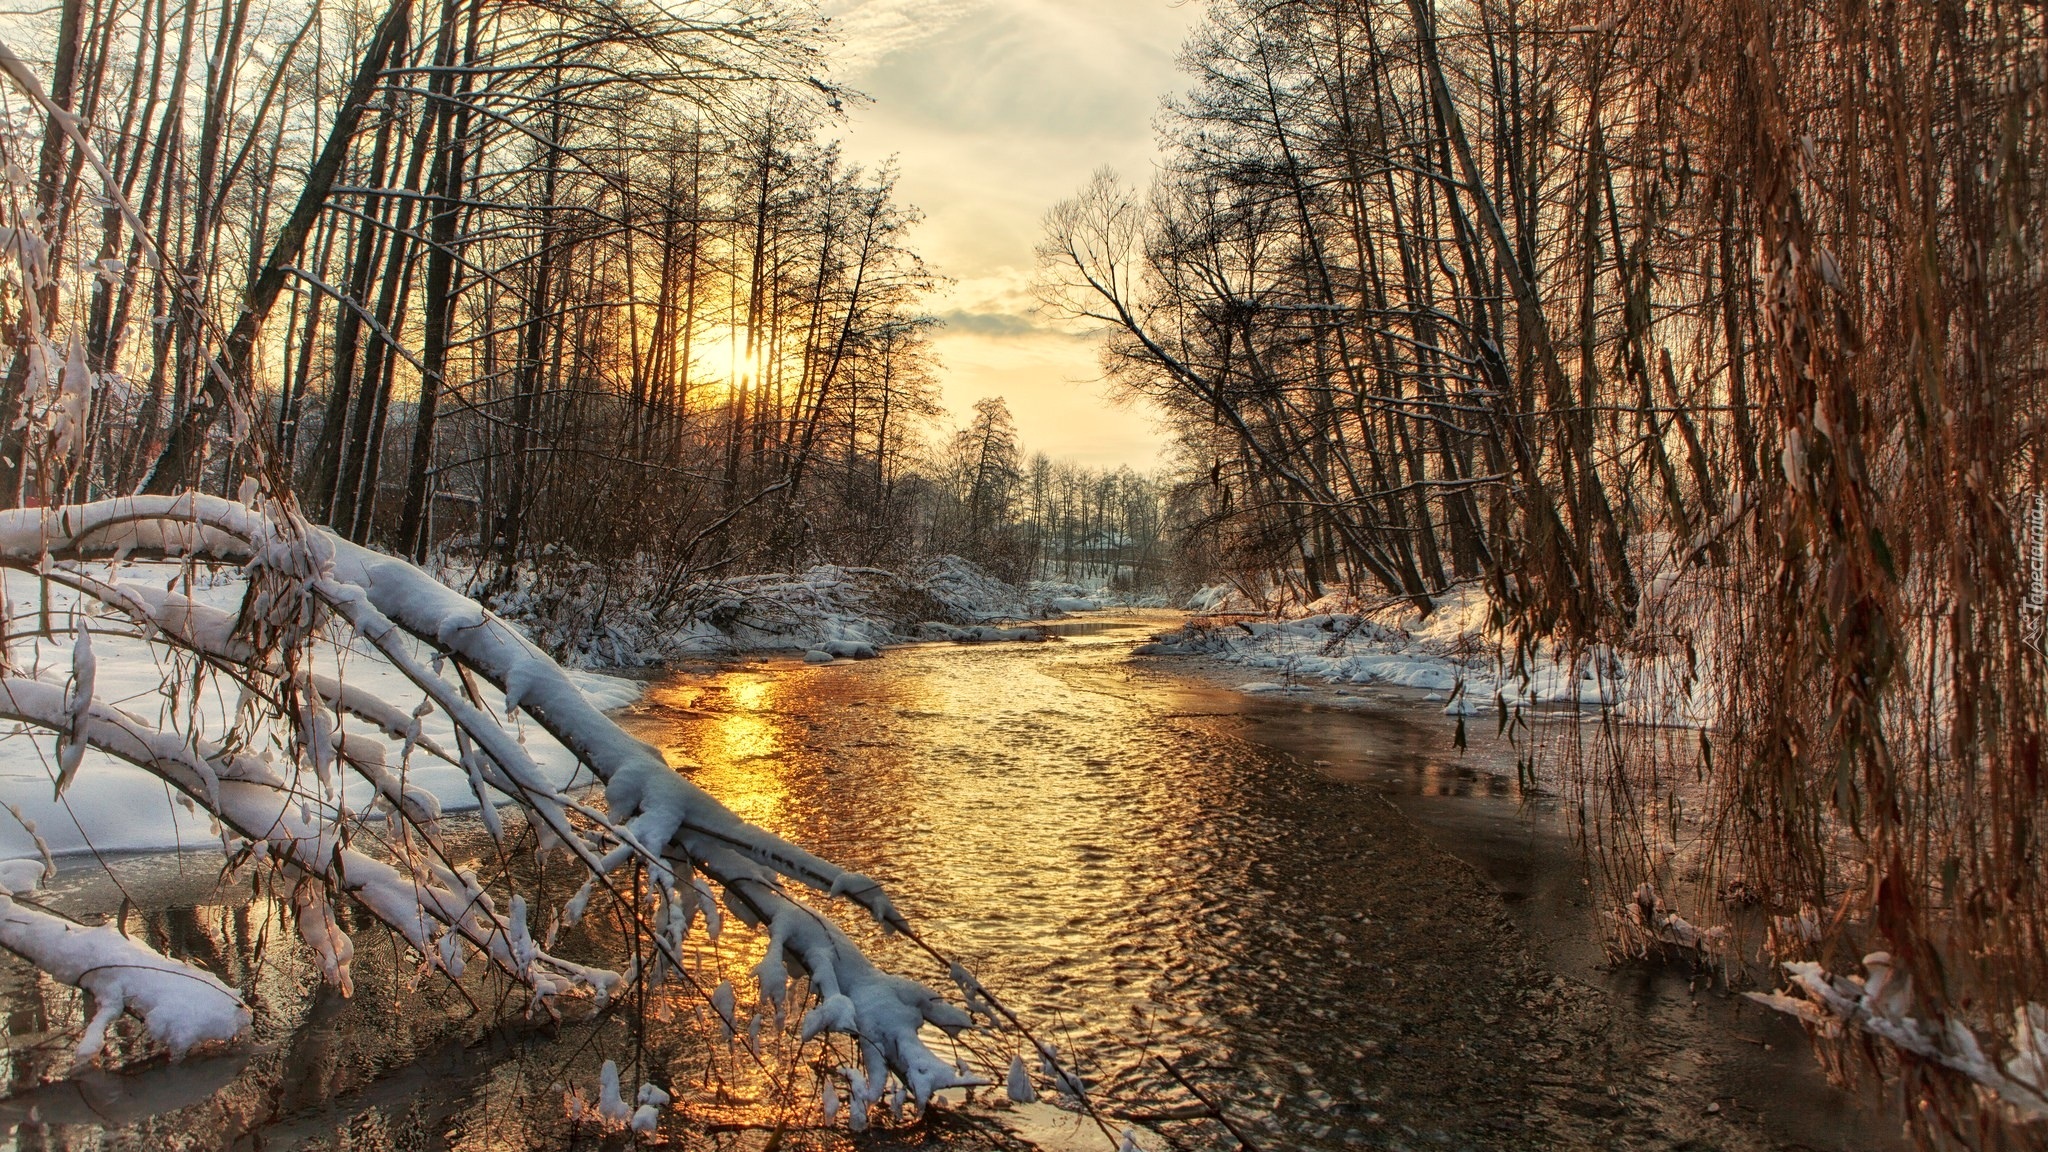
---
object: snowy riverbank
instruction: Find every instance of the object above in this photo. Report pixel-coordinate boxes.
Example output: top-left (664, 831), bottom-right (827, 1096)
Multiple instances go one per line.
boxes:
top-left (0, 565), bottom-right (641, 862)
top-left (470, 553), bottom-right (1161, 668)
top-left (1139, 583), bottom-right (1701, 722)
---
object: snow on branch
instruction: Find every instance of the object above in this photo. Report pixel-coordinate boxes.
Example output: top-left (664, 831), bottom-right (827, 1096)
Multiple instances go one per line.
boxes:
top-left (1748, 954), bottom-right (2048, 1121)
top-left (0, 894), bottom-right (249, 1064)
top-left (0, 677), bottom-right (617, 1008)
top-left (0, 494), bottom-right (987, 1108)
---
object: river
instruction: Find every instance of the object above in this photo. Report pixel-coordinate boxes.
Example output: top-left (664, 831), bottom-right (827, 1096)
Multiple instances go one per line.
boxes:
top-left (0, 613), bottom-right (1903, 1151)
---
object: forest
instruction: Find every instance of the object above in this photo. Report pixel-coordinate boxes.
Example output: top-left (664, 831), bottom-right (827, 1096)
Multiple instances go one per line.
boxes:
top-left (1036, 0), bottom-right (2047, 1144)
top-left (0, 0), bottom-right (2035, 1148)
top-left (0, 0), bottom-right (1167, 615)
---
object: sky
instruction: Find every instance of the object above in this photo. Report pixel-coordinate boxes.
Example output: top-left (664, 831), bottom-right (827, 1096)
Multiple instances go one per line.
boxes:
top-left (820, 0), bottom-right (1203, 470)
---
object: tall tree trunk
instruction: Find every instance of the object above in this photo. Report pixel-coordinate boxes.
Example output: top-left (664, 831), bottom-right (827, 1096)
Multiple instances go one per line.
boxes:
top-left (491, 95), bottom-right (563, 579)
top-left (0, 0), bottom-right (89, 504)
top-left (139, 0), bottom-right (414, 496)
top-left (398, 0), bottom-right (478, 560)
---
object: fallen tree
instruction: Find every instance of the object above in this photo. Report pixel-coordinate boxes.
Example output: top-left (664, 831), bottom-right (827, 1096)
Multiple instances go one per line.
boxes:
top-left (0, 492), bottom-right (1023, 1126)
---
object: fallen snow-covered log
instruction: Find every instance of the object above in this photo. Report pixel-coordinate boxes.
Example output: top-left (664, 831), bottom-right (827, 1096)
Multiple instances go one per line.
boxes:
top-left (0, 494), bottom-right (985, 1107)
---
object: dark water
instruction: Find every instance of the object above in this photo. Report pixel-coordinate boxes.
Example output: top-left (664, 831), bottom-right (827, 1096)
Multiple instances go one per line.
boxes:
top-left (0, 614), bottom-right (1905, 1151)
top-left (627, 616), bottom-right (1905, 1152)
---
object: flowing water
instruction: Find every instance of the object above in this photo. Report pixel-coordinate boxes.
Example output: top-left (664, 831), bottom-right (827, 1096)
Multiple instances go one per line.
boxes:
top-left (0, 614), bottom-right (1905, 1151)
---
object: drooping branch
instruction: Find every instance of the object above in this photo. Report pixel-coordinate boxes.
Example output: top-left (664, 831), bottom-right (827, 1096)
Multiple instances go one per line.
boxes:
top-left (0, 494), bottom-right (983, 1098)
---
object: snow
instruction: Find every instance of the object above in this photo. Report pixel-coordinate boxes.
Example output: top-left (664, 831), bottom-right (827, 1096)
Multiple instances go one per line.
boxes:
top-left (567, 669), bottom-right (644, 711)
top-left (0, 893), bottom-right (250, 1061)
top-left (0, 668), bottom-right (623, 1012)
top-left (1748, 955), bottom-right (2048, 1120)
top-left (0, 566), bottom-right (639, 862)
top-left (1184, 583), bottom-right (1240, 613)
top-left (473, 553), bottom-right (1075, 668)
top-left (0, 857), bottom-right (44, 893)
top-left (918, 556), bottom-right (1037, 622)
top-left (596, 1060), bottom-right (633, 1128)
top-left (1144, 583), bottom-right (1705, 723)
top-left (1007, 1053), bottom-right (1037, 1102)
top-left (1028, 571), bottom-right (1168, 611)
top-left (466, 551), bottom-right (1164, 668)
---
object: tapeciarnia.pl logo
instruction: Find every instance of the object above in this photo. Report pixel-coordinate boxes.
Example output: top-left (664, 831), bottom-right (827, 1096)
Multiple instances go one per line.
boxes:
top-left (2025, 490), bottom-right (2048, 653)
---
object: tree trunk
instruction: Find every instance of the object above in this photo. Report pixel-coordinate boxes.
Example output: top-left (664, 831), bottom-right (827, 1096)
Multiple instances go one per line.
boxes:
top-left (139, 0), bottom-right (414, 497)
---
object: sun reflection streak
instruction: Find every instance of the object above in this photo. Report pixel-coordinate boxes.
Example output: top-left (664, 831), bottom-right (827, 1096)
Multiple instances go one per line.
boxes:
top-left (679, 674), bottom-right (795, 832)
top-left (724, 677), bottom-right (773, 713)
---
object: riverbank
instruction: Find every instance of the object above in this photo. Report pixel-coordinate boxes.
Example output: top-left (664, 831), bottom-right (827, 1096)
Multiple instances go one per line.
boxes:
top-left (0, 611), bottom-right (1905, 1151)
top-left (1150, 584), bottom-right (1708, 728)
top-left (465, 552), bottom-right (1166, 669)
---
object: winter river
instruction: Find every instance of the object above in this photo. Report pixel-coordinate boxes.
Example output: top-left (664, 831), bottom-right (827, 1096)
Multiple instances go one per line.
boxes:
top-left (0, 613), bottom-right (1904, 1151)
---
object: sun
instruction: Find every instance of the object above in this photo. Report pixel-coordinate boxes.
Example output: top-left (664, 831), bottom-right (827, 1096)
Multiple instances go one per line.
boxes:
top-left (689, 325), bottom-right (764, 392)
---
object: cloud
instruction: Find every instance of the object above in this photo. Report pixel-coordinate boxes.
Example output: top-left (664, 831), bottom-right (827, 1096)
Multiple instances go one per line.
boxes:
top-left (823, 0), bottom-right (1201, 465)
top-left (936, 308), bottom-right (1086, 339)
top-left (820, 0), bottom-right (988, 72)
top-left (852, 2), bottom-right (1181, 139)
top-left (929, 325), bottom-right (1163, 469)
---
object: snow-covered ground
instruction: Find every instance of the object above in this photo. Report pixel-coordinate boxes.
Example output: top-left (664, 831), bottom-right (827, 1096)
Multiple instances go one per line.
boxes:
top-left (1145, 583), bottom-right (1699, 722)
top-left (473, 554), bottom-right (1166, 668)
top-left (1022, 571), bottom-right (1171, 615)
top-left (0, 565), bottom-right (638, 862)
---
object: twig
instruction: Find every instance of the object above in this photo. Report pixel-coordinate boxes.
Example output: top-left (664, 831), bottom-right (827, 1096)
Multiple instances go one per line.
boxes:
top-left (1154, 1055), bottom-right (1261, 1152)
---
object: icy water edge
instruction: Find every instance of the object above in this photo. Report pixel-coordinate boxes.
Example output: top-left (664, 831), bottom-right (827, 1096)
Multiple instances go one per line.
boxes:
top-left (0, 614), bottom-right (1905, 1151)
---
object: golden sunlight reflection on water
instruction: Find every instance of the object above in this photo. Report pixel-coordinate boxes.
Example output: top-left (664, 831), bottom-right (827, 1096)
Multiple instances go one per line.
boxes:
top-left (0, 620), bottom-right (1906, 1152)
top-left (665, 672), bottom-right (799, 831)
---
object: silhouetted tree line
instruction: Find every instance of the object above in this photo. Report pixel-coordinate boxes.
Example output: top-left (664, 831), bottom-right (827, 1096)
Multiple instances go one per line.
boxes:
top-left (900, 396), bottom-right (1169, 588)
top-left (0, 0), bottom-right (1123, 592)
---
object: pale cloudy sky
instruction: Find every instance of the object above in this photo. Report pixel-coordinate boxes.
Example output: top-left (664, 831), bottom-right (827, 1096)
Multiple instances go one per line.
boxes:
top-left (820, 0), bottom-right (1202, 469)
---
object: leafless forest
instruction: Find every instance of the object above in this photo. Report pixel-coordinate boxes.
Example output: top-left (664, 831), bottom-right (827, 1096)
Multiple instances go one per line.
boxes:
top-left (0, 0), bottom-right (1166, 610)
top-left (1038, 0), bottom-right (2048, 1143)
top-left (0, 0), bottom-right (2040, 1145)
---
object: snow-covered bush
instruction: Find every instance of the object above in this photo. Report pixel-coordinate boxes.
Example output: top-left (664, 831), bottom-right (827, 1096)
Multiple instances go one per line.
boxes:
top-left (434, 550), bottom-right (1056, 667)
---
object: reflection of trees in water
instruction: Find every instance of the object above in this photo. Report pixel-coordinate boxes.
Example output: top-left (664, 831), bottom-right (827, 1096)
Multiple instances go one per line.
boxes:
top-left (151, 905), bottom-right (231, 991)
top-left (2, 968), bottom-right (53, 1097)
